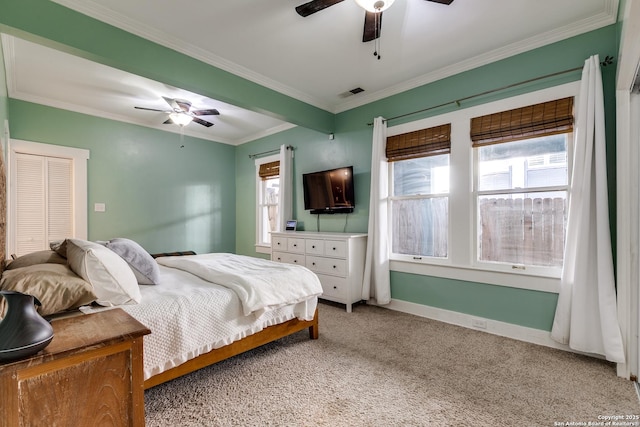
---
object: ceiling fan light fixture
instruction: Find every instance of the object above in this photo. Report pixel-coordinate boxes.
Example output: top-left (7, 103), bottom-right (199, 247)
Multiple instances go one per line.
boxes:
top-left (355, 0), bottom-right (394, 13)
top-left (169, 112), bottom-right (193, 126)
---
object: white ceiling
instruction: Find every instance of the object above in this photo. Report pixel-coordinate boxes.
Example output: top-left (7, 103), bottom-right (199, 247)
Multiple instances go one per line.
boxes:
top-left (2, 0), bottom-right (618, 145)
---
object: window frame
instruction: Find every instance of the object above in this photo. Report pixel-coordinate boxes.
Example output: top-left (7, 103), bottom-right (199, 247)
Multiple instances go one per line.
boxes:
top-left (388, 153), bottom-right (451, 263)
top-left (472, 134), bottom-right (571, 277)
top-left (255, 154), bottom-right (280, 254)
top-left (386, 81), bottom-right (580, 293)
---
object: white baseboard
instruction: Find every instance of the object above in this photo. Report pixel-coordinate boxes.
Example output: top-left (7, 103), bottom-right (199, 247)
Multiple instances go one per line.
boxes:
top-left (382, 298), bottom-right (590, 356)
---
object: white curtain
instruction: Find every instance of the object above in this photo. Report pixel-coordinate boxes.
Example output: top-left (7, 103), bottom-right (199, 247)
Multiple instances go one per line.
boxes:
top-left (277, 144), bottom-right (293, 232)
top-left (362, 117), bottom-right (391, 305)
top-left (550, 55), bottom-right (625, 363)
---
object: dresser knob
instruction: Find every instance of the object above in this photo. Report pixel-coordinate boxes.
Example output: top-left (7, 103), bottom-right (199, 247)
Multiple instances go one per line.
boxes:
top-left (333, 265), bottom-right (336, 269)
top-left (332, 247), bottom-right (336, 251)
top-left (333, 286), bottom-right (337, 289)
top-left (312, 245), bottom-right (315, 249)
top-left (277, 257), bottom-right (281, 261)
top-left (312, 262), bottom-right (316, 266)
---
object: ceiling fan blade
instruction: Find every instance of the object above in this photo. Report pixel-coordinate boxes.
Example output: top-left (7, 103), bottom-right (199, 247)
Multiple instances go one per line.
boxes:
top-left (135, 106), bottom-right (168, 112)
top-left (175, 100), bottom-right (191, 113)
top-left (295, 0), bottom-right (344, 17)
top-left (425, 0), bottom-right (454, 4)
top-left (162, 96), bottom-right (185, 112)
top-left (363, 11), bottom-right (382, 43)
top-left (192, 108), bottom-right (220, 116)
top-left (192, 117), bottom-right (214, 127)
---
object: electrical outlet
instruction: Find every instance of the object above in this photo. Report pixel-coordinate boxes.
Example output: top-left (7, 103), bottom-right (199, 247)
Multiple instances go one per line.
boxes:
top-left (471, 318), bottom-right (487, 329)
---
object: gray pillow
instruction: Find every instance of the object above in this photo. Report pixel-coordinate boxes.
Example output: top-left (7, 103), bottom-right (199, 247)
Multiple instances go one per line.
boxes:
top-left (105, 238), bottom-right (160, 285)
top-left (49, 240), bottom-right (68, 258)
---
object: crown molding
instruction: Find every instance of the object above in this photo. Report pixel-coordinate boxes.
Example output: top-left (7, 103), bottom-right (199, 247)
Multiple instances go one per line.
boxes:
top-left (50, 0), bottom-right (334, 113)
top-left (1, 34), bottom-right (17, 98)
top-left (36, 0), bottom-right (622, 115)
top-left (234, 123), bottom-right (298, 146)
top-left (333, 2), bottom-right (619, 113)
top-left (3, 33), bottom-right (295, 145)
top-left (7, 85), bottom-right (293, 145)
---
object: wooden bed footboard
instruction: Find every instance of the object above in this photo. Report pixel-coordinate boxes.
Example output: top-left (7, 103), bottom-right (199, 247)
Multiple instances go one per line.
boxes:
top-left (144, 308), bottom-right (319, 389)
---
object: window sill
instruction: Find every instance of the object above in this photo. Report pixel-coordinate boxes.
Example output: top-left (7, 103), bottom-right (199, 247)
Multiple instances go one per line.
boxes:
top-left (389, 259), bottom-right (560, 294)
top-left (255, 244), bottom-right (271, 255)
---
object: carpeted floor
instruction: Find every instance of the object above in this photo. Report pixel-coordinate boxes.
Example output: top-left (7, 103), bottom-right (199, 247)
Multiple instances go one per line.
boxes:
top-left (145, 302), bottom-right (639, 426)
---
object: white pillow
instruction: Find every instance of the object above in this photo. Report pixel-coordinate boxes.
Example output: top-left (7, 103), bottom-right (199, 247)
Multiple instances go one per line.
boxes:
top-left (66, 238), bottom-right (141, 306)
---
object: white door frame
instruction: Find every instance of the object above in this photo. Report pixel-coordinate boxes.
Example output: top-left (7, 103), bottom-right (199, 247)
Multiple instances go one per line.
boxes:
top-left (7, 139), bottom-right (90, 256)
top-left (615, 0), bottom-right (640, 379)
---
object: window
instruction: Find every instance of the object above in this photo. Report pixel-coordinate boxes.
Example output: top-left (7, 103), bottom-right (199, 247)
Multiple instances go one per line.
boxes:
top-left (475, 135), bottom-right (569, 267)
top-left (9, 140), bottom-right (89, 257)
top-left (256, 155), bottom-right (280, 249)
top-left (388, 124), bottom-right (451, 259)
top-left (386, 82), bottom-right (579, 290)
top-left (472, 97), bottom-right (573, 269)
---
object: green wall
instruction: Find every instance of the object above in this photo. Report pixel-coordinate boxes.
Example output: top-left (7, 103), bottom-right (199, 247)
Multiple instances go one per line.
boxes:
top-left (0, 0), bottom-right (622, 334)
top-left (8, 99), bottom-right (236, 255)
top-left (0, 0), bottom-right (334, 134)
top-left (237, 25), bottom-right (620, 331)
top-left (235, 126), bottom-right (371, 258)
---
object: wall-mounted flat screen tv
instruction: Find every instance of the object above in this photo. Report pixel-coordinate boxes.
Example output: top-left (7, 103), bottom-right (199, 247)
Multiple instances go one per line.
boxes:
top-left (303, 166), bottom-right (355, 214)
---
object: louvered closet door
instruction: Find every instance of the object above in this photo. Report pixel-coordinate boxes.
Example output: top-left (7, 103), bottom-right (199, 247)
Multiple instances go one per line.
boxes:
top-left (47, 158), bottom-right (73, 244)
top-left (15, 153), bottom-right (73, 257)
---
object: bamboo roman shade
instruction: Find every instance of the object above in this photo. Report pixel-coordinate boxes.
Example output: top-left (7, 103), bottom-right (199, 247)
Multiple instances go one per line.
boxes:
top-left (258, 161), bottom-right (280, 180)
top-left (470, 97), bottom-right (574, 147)
top-left (386, 123), bottom-right (451, 162)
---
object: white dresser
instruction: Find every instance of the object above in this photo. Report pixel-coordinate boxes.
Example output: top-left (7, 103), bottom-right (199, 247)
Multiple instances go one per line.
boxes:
top-left (271, 231), bottom-right (367, 312)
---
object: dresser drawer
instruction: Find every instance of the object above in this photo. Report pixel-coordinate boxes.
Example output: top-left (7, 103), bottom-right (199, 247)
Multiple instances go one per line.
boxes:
top-left (306, 256), bottom-right (347, 276)
top-left (272, 236), bottom-right (287, 252)
top-left (305, 239), bottom-right (325, 255)
top-left (287, 237), bottom-right (305, 254)
top-left (270, 231), bottom-right (367, 312)
top-left (317, 274), bottom-right (347, 299)
top-left (324, 240), bottom-right (347, 258)
top-left (272, 251), bottom-right (305, 266)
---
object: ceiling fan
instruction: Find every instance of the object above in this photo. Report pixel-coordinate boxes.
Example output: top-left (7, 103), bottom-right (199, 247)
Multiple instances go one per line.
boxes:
top-left (134, 96), bottom-right (220, 127)
top-left (296, 0), bottom-right (454, 43)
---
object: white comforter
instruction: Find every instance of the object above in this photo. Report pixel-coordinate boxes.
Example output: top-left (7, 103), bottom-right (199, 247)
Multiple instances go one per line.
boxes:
top-left (82, 256), bottom-right (321, 380)
top-left (156, 253), bottom-right (323, 317)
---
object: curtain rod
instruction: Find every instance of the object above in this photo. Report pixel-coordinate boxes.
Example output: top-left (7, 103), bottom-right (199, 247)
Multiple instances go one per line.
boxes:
top-left (248, 145), bottom-right (293, 159)
top-left (369, 55), bottom-right (614, 126)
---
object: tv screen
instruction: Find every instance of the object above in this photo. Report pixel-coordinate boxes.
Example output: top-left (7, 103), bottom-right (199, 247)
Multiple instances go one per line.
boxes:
top-left (303, 166), bottom-right (355, 214)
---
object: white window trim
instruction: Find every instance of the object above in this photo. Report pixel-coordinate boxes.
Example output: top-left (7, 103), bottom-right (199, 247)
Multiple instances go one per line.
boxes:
top-left (387, 81), bottom-right (581, 293)
top-left (472, 136), bottom-right (570, 278)
top-left (8, 139), bottom-right (89, 255)
top-left (389, 156), bottom-right (451, 262)
top-left (255, 153), bottom-right (279, 255)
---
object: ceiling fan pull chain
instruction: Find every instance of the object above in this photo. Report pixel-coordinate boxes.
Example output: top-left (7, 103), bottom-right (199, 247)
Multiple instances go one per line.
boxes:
top-left (374, 11), bottom-right (381, 60)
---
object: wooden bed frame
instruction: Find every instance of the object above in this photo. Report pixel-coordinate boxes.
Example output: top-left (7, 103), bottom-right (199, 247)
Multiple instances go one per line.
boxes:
top-left (142, 251), bottom-right (320, 388)
top-left (0, 154), bottom-right (319, 390)
top-left (144, 308), bottom-right (318, 389)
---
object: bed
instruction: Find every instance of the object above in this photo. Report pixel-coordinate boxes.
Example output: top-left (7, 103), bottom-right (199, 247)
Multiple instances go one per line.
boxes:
top-left (0, 238), bottom-right (322, 390)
